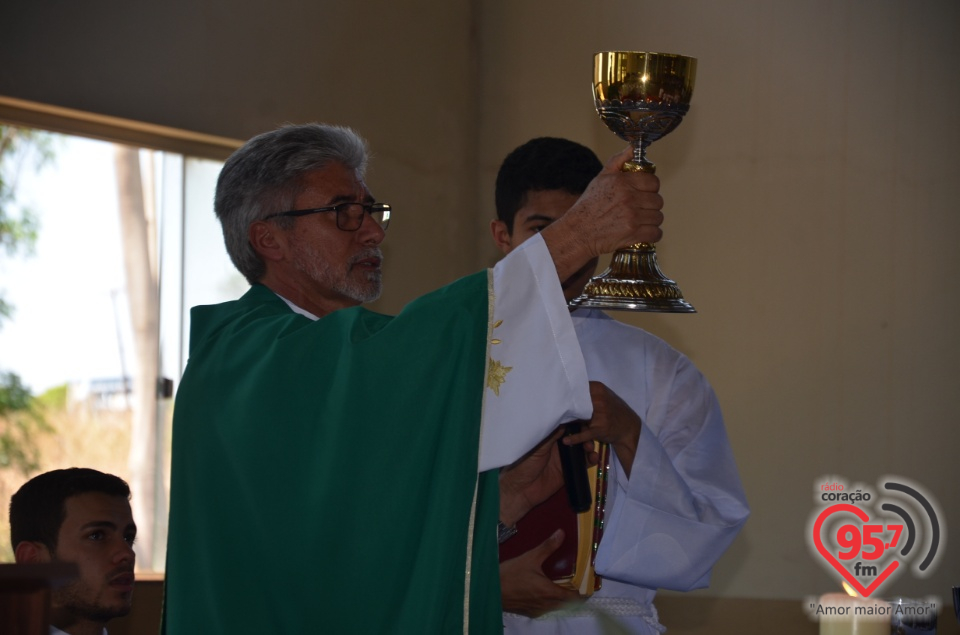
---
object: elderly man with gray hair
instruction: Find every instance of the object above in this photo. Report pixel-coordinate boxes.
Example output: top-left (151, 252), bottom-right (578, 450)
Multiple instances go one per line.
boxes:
top-left (163, 123), bottom-right (665, 634)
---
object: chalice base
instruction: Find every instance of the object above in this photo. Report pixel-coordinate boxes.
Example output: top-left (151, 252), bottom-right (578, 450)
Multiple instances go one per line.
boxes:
top-left (568, 243), bottom-right (696, 313)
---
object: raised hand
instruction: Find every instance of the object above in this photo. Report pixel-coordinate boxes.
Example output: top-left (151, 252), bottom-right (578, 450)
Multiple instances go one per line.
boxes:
top-left (540, 146), bottom-right (664, 283)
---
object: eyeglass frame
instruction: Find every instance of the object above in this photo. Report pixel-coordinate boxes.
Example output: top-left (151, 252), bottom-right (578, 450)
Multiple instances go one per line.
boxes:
top-left (262, 201), bottom-right (391, 231)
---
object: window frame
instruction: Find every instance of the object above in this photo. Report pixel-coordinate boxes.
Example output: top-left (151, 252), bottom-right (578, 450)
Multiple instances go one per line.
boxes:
top-left (0, 95), bottom-right (241, 162)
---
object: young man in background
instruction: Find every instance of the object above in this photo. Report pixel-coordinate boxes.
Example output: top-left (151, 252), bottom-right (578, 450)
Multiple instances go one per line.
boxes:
top-left (493, 137), bottom-right (750, 635)
top-left (10, 467), bottom-right (137, 635)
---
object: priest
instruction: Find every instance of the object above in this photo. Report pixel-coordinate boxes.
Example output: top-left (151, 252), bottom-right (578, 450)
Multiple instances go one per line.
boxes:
top-left (162, 123), bottom-right (664, 634)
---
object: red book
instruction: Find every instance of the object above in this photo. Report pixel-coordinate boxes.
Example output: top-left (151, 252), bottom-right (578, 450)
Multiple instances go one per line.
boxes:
top-left (499, 444), bottom-right (610, 595)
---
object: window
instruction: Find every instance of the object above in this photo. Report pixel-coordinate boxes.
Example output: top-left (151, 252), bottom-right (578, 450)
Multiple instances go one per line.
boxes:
top-left (0, 98), bottom-right (242, 572)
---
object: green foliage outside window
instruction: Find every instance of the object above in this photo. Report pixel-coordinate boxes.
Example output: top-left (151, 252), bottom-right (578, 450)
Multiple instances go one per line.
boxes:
top-left (0, 124), bottom-right (57, 475)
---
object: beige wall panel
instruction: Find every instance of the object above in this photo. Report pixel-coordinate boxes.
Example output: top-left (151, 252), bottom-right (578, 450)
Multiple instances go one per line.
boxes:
top-left (479, 0), bottom-right (960, 601)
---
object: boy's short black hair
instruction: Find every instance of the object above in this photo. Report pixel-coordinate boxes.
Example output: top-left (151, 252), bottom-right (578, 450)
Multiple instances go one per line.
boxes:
top-left (495, 137), bottom-right (603, 232)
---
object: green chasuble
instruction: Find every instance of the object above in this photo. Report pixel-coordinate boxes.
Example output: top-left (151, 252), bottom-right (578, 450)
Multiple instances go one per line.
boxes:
top-left (163, 273), bottom-right (503, 634)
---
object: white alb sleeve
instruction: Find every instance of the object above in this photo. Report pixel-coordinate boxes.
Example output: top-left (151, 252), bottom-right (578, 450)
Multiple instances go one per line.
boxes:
top-left (477, 234), bottom-right (592, 472)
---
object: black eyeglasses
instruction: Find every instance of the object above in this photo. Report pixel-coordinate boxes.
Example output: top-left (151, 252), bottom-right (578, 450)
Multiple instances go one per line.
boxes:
top-left (263, 202), bottom-right (391, 231)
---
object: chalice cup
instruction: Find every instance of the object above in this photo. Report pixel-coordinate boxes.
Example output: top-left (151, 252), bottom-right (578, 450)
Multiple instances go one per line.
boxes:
top-left (570, 51), bottom-right (698, 313)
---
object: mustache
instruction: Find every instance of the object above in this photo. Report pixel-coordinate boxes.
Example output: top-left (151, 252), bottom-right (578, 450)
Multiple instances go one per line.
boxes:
top-left (348, 248), bottom-right (383, 266)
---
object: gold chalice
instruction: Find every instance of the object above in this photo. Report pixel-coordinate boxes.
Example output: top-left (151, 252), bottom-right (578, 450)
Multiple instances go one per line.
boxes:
top-left (570, 51), bottom-right (698, 313)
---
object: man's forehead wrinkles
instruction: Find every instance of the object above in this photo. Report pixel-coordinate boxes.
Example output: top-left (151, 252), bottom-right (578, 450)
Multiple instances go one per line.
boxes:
top-left (297, 172), bottom-right (372, 206)
top-left (328, 190), bottom-right (376, 205)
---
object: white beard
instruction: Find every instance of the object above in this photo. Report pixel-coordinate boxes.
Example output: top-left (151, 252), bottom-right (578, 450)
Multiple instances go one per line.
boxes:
top-left (291, 242), bottom-right (383, 304)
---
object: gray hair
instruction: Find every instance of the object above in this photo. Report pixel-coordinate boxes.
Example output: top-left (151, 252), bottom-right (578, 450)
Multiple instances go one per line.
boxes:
top-left (215, 123), bottom-right (370, 283)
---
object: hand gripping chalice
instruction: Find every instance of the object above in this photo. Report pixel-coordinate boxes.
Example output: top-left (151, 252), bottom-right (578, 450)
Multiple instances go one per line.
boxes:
top-left (569, 51), bottom-right (698, 312)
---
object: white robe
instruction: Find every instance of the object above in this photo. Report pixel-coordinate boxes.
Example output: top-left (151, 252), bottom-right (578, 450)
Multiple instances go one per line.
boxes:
top-left (503, 309), bottom-right (751, 635)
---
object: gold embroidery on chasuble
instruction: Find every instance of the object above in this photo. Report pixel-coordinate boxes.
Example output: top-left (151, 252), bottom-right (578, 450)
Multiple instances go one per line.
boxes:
top-left (486, 319), bottom-right (512, 396)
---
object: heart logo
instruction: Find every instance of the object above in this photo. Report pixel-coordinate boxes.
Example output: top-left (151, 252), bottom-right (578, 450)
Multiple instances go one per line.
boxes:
top-left (813, 503), bottom-right (899, 597)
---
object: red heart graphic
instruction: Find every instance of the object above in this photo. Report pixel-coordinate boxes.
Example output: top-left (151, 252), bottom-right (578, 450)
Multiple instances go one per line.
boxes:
top-left (813, 504), bottom-right (899, 597)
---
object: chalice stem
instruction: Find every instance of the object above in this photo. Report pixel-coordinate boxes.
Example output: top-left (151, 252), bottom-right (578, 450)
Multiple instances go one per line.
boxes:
top-left (627, 140), bottom-right (655, 173)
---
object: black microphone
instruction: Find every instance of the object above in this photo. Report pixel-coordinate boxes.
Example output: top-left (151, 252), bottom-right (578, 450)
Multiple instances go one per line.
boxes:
top-left (557, 422), bottom-right (592, 513)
